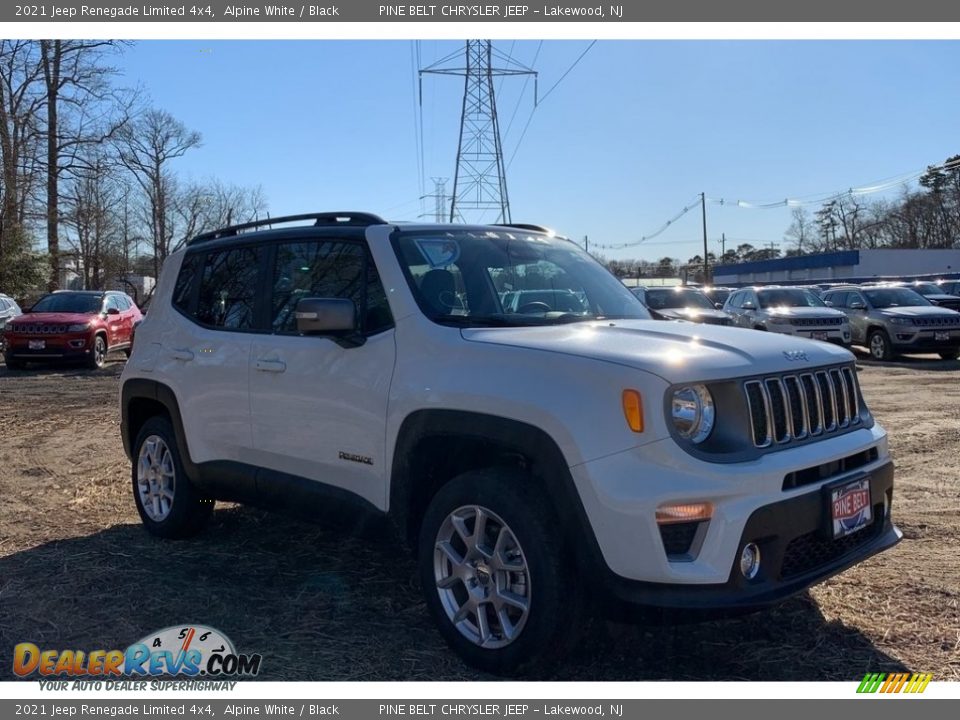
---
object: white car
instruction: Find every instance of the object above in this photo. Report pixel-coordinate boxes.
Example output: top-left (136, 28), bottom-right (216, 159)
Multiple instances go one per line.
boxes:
top-left (120, 213), bottom-right (900, 674)
top-left (724, 286), bottom-right (852, 346)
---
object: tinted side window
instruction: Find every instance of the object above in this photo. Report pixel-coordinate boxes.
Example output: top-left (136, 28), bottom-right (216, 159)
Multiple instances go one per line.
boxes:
top-left (196, 247), bottom-right (262, 330)
top-left (117, 295), bottom-right (132, 310)
top-left (105, 295), bottom-right (121, 312)
top-left (827, 292), bottom-right (847, 308)
top-left (727, 292), bottom-right (741, 308)
top-left (173, 253), bottom-right (202, 315)
top-left (271, 240), bottom-right (393, 335)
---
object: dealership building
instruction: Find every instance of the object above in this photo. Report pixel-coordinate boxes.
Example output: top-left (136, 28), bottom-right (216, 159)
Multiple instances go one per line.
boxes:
top-left (712, 248), bottom-right (960, 286)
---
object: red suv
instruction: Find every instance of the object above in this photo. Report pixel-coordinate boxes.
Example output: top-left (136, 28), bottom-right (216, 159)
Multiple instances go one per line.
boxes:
top-left (3, 290), bottom-right (142, 370)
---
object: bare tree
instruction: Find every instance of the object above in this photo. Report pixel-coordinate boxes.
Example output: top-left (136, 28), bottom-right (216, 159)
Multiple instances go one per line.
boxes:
top-left (783, 206), bottom-right (814, 254)
top-left (39, 40), bottom-right (134, 291)
top-left (116, 108), bottom-right (201, 280)
top-left (0, 40), bottom-right (46, 296)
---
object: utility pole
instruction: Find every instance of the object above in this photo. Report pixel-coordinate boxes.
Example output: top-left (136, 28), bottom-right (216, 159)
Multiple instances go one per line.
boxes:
top-left (719, 232), bottom-right (726, 259)
top-left (701, 192), bottom-right (709, 284)
top-left (583, 235), bottom-right (589, 254)
top-left (420, 41), bottom-right (537, 224)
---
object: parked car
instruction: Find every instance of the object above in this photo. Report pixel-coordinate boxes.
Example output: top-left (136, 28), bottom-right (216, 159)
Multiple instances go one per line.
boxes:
top-left (701, 285), bottom-right (733, 307)
top-left (935, 279), bottom-right (960, 296)
top-left (905, 281), bottom-right (960, 312)
top-left (0, 293), bottom-right (23, 350)
top-left (723, 286), bottom-right (851, 346)
top-left (501, 288), bottom-right (587, 314)
top-left (3, 290), bottom-right (142, 370)
top-left (120, 211), bottom-right (899, 675)
top-left (822, 285), bottom-right (960, 360)
top-left (632, 286), bottom-right (733, 325)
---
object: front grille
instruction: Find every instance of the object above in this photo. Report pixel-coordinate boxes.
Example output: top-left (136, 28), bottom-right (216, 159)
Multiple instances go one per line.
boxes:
top-left (782, 447), bottom-right (879, 490)
top-left (789, 317), bottom-right (843, 327)
top-left (744, 366), bottom-right (861, 448)
top-left (912, 316), bottom-right (960, 328)
top-left (780, 510), bottom-right (883, 579)
top-left (15, 324), bottom-right (68, 335)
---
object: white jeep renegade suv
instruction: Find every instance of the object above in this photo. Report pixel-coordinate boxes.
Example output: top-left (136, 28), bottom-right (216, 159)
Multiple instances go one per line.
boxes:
top-left (120, 212), bottom-right (900, 674)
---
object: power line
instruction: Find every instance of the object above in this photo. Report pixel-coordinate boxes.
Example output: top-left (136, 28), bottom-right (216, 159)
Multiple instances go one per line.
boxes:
top-left (592, 196), bottom-right (702, 250)
top-left (506, 41), bottom-right (596, 170)
top-left (708, 157), bottom-right (960, 210)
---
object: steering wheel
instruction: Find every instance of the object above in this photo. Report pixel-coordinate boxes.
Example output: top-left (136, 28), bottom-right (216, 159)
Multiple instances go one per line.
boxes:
top-left (516, 301), bottom-right (552, 314)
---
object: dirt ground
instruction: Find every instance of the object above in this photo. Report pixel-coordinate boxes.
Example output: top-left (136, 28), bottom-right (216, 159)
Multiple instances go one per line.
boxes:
top-left (0, 351), bottom-right (957, 681)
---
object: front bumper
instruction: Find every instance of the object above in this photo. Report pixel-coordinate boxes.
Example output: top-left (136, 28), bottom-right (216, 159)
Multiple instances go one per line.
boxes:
top-left (603, 461), bottom-right (898, 614)
top-left (887, 327), bottom-right (960, 352)
top-left (570, 426), bottom-right (899, 612)
top-left (767, 324), bottom-right (850, 344)
top-left (4, 335), bottom-right (95, 361)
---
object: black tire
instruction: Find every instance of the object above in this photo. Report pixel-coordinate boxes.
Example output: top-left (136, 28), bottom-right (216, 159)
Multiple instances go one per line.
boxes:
top-left (753, 325), bottom-right (766, 331)
top-left (123, 347), bottom-right (132, 358)
top-left (132, 415), bottom-right (213, 539)
top-left (5, 356), bottom-right (26, 370)
top-left (939, 350), bottom-right (960, 360)
top-left (417, 468), bottom-right (586, 676)
top-left (86, 334), bottom-right (107, 369)
top-left (867, 328), bottom-right (894, 361)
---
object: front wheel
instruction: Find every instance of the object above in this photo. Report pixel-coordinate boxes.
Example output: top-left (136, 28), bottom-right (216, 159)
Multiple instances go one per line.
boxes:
top-left (418, 468), bottom-right (586, 675)
top-left (868, 329), bottom-right (894, 361)
top-left (939, 349), bottom-right (960, 360)
top-left (86, 335), bottom-right (107, 369)
top-left (4, 356), bottom-right (26, 370)
top-left (132, 416), bottom-right (213, 538)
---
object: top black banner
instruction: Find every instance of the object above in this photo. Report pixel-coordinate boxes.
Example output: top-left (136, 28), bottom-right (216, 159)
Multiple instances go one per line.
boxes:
top-left (4, 0), bottom-right (954, 22)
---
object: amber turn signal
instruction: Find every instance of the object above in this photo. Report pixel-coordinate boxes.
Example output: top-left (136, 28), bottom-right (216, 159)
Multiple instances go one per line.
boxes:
top-left (621, 389), bottom-right (644, 433)
top-left (656, 502), bottom-right (714, 525)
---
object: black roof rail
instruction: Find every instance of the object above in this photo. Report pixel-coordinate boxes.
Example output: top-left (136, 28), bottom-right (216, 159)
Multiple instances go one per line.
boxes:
top-left (187, 211), bottom-right (388, 245)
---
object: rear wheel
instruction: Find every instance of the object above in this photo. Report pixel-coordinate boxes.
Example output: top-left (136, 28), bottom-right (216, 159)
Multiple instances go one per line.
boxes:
top-left (868, 329), bottom-right (894, 361)
top-left (132, 416), bottom-right (213, 538)
top-left (86, 335), bottom-right (107, 369)
top-left (418, 468), bottom-right (586, 675)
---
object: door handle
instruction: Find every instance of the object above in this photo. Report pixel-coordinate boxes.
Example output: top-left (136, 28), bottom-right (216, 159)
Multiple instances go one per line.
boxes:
top-left (255, 358), bottom-right (286, 373)
top-left (171, 348), bottom-right (194, 362)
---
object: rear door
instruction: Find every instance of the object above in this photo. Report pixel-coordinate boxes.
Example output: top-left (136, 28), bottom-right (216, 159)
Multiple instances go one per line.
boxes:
top-left (248, 237), bottom-right (396, 509)
top-left (103, 295), bottom-right (126, 348)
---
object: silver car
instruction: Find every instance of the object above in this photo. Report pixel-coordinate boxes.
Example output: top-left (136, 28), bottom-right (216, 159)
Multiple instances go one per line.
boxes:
top-left (822, 286), bottom-right (960, 361)
top-left (723, 286), bottom-right (851, 346)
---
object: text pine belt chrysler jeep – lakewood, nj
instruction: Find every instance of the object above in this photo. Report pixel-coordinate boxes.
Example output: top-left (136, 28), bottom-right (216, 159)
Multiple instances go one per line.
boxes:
top-left (119, 212), bottom-right (900, 674)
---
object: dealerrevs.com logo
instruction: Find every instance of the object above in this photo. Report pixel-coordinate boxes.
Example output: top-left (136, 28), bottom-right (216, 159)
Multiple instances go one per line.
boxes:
top-left (13, 625), bottom-right (262, 680)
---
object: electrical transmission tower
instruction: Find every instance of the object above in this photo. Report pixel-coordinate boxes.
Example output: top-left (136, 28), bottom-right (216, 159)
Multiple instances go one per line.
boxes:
top-left (420, 177), bottom-right (449, 223)
top-left (421, 41), bottom-right (536, 224)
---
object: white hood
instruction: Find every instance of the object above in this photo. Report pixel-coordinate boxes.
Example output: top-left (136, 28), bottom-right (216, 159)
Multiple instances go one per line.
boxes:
top-left (880, 305), bottom-right (960, 318)
top-left (765, 306), bottom-right (847, 319)
top-left (462, 320), bottom-right (853, 384)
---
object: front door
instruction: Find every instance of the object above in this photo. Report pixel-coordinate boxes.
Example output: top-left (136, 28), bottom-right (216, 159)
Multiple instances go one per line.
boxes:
top-left (248, 238), bottom-right (396, 510)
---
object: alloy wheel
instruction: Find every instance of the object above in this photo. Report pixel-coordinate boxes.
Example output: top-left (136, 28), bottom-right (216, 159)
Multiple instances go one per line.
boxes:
top-left (136, 435), bottom-right (176, 522)
top-left (433, 505), bottom-right (531, 649)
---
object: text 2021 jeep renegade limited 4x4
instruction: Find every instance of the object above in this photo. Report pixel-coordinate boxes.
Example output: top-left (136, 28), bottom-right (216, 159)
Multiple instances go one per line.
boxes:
top-left (119, 212), bottom-right (900, 674)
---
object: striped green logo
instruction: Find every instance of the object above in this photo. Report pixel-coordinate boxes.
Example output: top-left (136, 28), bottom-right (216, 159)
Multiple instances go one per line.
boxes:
top-left (857, 672), bottom-right (932, 694)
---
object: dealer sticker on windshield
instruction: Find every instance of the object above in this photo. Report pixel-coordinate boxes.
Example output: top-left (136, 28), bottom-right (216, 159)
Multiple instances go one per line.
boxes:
top-left (414, 238), bottom-right (460, 268)
top-left (830, 477), bottom-right (873, 538)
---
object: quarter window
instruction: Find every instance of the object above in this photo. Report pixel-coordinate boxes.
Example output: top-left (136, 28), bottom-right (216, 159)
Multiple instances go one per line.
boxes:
top-left (173, 253), bottom-right (202, 315)
top-left (195, 246), bottom-right (262, 330)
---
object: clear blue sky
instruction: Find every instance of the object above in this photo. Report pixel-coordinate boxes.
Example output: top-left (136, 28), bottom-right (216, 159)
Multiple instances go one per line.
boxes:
top-left (117, 40), bottom-right (960, 262)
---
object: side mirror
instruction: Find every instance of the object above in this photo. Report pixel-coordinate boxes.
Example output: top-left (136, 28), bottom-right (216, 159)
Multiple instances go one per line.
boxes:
top-left (106, 307), bottom-right (120, 315)
top-left (742, 301), bottom-right (755, 310)
top-left (823, 300), bottom-right (833, 307)
top-left (714, 302), bottom-right (723, 309)
top-left (850, 301), bottom-right (866, 310)
top-left (295, 297), bottom-right (356, 335)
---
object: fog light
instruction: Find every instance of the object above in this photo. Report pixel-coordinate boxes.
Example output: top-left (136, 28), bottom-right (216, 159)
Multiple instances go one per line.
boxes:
top-left (740, 542), bottom-right (761, 580)
top-left (883, 491), bottom-right (891, 520)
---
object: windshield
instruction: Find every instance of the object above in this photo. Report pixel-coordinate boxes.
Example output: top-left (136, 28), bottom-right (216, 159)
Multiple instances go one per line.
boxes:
top-left (757, 288), bottom-right (826, 308)
top-left (645, 288), bottom-right (715, 310)
top-left (30, 293), bottom-right (103, 314)
top-left (392, 230), bottom-right (650, 326)
top-left (864, 288), bottom-right (931, 308)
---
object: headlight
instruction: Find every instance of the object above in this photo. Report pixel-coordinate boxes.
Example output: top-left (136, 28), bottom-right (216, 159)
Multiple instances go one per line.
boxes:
top-left (67, 323), bottom-right (91, 332)
top-left (888, 317), bottom-right (912, 326)
top-left (671, 384), bottom-right (715, 444)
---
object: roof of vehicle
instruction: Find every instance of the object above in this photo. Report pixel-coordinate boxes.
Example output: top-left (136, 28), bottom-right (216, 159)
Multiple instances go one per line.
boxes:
top-left (183, 211), bottom-right (563, 253)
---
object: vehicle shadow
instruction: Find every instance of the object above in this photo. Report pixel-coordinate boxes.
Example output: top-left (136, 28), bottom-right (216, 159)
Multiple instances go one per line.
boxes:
top-left (0, 505), bottom-right (910, 681)
top-left (851, 348), bottom-right (960, 371)
top-left (0, 356), bottom-right (125, 380)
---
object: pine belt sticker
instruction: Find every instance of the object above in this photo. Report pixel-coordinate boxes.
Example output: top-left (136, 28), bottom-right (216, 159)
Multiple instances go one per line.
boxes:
top-left (415, 238), bottom-right (460, 268)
